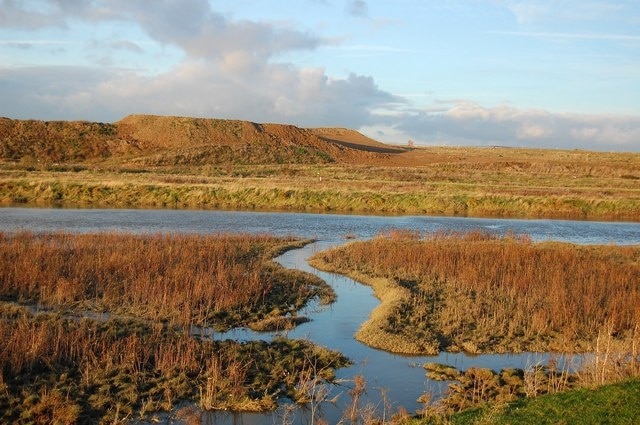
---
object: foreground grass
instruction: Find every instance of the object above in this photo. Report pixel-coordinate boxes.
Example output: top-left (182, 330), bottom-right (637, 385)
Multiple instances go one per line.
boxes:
top-left (422, 379), bottom-right (640, 425)
top-left (0, 306), bottom-right (348, 424)
top-left (1, 144), bottom-right (639, 220)
top-left (310, 230), bottom-right (640, 354)
top-left (0, 232), bottom-right (347, 423)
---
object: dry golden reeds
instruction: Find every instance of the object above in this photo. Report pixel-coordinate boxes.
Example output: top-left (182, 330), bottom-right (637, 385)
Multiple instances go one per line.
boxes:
top-left (0, 231), bottom-right (324, 328)
top-left (0, 232), bottom-right (348, 423)
top-left (313, 230), bottom-right (640, 354)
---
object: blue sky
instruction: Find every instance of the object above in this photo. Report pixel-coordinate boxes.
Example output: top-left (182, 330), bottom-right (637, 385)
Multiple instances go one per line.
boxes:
top-left (1, 0), bottom-right (639, 151)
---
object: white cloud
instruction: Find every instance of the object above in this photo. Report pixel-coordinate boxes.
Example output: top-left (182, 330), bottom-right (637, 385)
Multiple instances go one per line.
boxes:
top-left (0, 58), bottom-right (400, 128)
top-left (0, 1), bottom-right (325, 60)
top-left (91, 1), bottom-right (327, 68)
top-left (392, 101), bottom-right (640, 151)
top-left (517, 122), bottom-right (552, 139)
top-left (0, 0), bottom-right (63, 29)
top-left (447, 102), bottom-right (492, 121)
top-left (0, 0), bottom-right (398, 127)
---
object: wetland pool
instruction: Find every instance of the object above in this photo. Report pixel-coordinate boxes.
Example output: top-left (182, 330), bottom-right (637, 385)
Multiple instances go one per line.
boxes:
top-left (1, 207), bottom-right (639, 424)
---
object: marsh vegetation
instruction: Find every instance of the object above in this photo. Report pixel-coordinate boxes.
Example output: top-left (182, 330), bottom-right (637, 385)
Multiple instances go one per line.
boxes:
top-left (0, 232), bottom-right (347, 423)
top-left (0, 232), bottom-right (334, 330)
top-left (2, 115), bottom-right (639, 423)
top-left (310, 230), bottom-right (640, 355)
top-left (309, 229), bottom-right (640, 424)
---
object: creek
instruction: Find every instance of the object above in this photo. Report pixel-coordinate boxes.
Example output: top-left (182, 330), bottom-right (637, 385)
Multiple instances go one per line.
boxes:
top-left (1, 207), bottom-right (639, 424)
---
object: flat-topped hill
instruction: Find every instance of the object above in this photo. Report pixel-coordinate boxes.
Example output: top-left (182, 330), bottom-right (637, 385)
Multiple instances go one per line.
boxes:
top-left (0, 115), bottom-right (406, 166)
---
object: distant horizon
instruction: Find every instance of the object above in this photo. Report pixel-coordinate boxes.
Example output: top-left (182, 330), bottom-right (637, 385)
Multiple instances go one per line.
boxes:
top-left (1, 1), bottom-right (639, 152)
top-left (4, 112), bottom-right (637, 154)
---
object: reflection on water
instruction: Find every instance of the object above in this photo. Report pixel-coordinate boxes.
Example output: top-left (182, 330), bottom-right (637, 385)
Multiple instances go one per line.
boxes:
top-left (0, 208), bottom-right (637, 423)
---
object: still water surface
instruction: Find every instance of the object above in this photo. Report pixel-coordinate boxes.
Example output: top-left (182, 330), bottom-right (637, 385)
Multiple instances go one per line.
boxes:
top-left (1, 208), bottom-right (639, 424)
top-left (2, 207), bottom-right (639, 244)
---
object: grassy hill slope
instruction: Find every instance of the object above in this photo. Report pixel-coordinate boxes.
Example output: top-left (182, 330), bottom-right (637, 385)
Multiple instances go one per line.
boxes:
top-left (0, 115), bottom-right (404, 166)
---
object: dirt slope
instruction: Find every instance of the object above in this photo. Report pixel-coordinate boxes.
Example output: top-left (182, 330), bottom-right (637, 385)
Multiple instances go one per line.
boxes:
top-left (0, 115), bottom-right (406, 166)
top-left (0, 118), bottom-right (139, 163)
top-left (310, 127), bottom-right (406, 154)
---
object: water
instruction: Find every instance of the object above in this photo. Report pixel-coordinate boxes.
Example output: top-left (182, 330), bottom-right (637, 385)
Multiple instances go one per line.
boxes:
top-left (1, 207), bottom-right (638, 423)
top-left (2, 207), bottom-right (639, 245)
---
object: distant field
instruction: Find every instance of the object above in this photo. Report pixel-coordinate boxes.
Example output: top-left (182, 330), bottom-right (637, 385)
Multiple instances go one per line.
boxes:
top-left (1, 150), bottom-right (638, 220)
top-left (1, 115), bottom-right (638, 220)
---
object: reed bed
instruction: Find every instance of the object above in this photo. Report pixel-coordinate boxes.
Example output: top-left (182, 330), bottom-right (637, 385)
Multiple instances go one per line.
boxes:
top-left (311, 230), bottom-right (640, 354)
top-left (0, 231), bottom-right (332, 329)
top-left (0, 232), bottom-right (346, 423)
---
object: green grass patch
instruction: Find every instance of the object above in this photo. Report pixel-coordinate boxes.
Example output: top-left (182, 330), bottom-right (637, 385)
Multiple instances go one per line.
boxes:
top-left (433, 379), bottom-right (640, 425)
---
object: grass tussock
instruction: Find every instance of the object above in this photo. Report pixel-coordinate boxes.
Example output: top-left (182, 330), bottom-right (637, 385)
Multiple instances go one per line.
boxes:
top-left (0, 231), bottom-right (333, 329)
top-left (0, 306), bottom-right (348, 424)
top-left (310, 230), bottom-right (640, 354)
top-left (417, 329), bottom-right (640, 424)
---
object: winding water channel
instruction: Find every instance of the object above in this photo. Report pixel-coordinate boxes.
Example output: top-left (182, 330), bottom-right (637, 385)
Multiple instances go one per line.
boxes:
top-left (1, 207), bottom-right (639, 424)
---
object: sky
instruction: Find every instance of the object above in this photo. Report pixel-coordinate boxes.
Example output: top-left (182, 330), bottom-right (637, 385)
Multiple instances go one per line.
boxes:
top-left (0, 0), bottom-right (639, 151)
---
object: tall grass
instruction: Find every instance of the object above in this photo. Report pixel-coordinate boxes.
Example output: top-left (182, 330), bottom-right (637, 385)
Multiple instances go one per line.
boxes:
top-left (312, 230), bottom-right (640, 354)
top-left (0, 231), bottom-right (347, 423)
top-left (0, 232), bottom-right (330, 329)
top-left (1, 178), bottom-right (638, 220)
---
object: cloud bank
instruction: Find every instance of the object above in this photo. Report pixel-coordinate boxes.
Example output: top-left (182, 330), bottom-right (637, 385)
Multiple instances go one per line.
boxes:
top-left (391, 102), bottom-right (640, 151)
